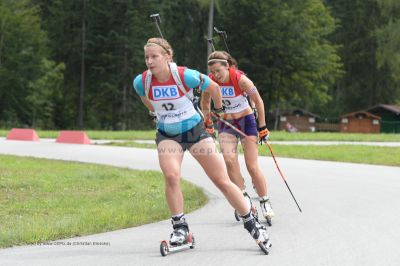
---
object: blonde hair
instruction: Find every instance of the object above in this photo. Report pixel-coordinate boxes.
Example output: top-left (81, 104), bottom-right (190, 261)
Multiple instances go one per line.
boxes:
top-left (207, 51), bottom-right (238, 68)
top-left (144, 38), bottom-right (174, 59)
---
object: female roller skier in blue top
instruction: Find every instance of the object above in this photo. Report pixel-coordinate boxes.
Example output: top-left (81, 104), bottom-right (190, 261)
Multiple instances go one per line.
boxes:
top-left (133, 38), bottom-right (271, 252)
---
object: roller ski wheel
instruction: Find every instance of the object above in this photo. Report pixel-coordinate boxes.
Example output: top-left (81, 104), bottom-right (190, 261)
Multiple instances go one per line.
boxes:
top-left (234, 206), bottom-right (259, 222)
top-left (160, 241), bottom-right (169, 256)
top-left (255, 224), bottom-right (271, 255)
top-left (159, 233), bottom-right (195, 257)
top-left (257, 238), bottom-right (272, 255)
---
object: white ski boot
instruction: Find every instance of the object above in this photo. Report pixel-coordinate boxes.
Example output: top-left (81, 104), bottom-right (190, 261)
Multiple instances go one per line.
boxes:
top-left (242, 212), bottom-right (272, 255)
top-left (260, 196), bottom-right (274, 226)
top-left (234, 191), bottom-right (259, 222)
top-left (160, 215), bottom-right (194, 256)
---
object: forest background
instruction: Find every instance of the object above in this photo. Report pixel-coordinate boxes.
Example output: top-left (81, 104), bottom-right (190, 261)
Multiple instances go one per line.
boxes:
top-left (1, 0), bottom-right (399, 130)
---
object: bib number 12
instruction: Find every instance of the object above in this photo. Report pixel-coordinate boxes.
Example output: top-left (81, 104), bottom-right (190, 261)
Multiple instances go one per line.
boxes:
top-left (162, 103), bottom-right (175, 111)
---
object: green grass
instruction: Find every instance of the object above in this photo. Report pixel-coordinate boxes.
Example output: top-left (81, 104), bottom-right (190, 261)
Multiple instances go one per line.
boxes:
top-left (268, 131), bottom-right (400, 142)
top-left (256, 145), bottom-right (400, 167)
top-left (1, 129), bottom-right (400, 142)
top-left (0, 155), bottom-right (207, 248)
top-left (107, 141), bottom-right (400, 167)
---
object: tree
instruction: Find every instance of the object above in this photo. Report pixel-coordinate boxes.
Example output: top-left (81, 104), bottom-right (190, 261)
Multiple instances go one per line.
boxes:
top-left (26, 59), bottom-right (65, 129)
top-left (33, 0), bottom-right (155, 129)
top-left (0, 0), bottom-right (49, 127)
top-left (215, 0), bottom-right (342, 119)
top-left (82, 0), bottom-right (160, 129)
top-left (33, 0), bottom-right (85, 129)
top-left (160, 0), bottom-right (209, 71)
top-left (375, 0), bottom-right (400, 84)
top-left (326, 0), bottom-right (400, 114)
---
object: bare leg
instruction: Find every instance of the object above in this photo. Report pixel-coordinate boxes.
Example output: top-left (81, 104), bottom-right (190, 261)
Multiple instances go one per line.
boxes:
top-left (191, 138), bottom-right (271, 246)
top-left (189, 137), bottom-right (250, 215)
top-left (218, 132), bottom-right (246, 190)
top-left (157, 140), bottom-right (184, 215)
top-left (241, 136), bottom-right (267, 197)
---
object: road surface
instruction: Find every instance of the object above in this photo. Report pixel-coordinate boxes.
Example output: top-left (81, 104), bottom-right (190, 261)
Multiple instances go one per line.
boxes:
top-left (0, 139), bottom-right (399, 265)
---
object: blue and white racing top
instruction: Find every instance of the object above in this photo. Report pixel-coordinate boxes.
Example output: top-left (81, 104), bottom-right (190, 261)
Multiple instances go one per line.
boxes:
top-left (133, 67), bottom-right (211, 135)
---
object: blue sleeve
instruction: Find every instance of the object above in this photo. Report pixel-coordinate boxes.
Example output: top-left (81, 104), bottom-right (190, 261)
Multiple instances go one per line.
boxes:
top-left (133, 74), bottom-right (145, 97)
top-left (183, 69), bottom-right (211, 91)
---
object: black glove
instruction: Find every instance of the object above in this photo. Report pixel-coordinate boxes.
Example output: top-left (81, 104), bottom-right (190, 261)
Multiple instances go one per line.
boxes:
top-left (212, 106), bottom-right (225, 118)
top-left (258, 125), bottom-right (270, 144)
top-left (148, 111), bottom-right (157, 123)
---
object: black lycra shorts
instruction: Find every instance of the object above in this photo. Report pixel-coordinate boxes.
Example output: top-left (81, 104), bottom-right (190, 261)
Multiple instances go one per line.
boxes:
top-left (156, 121), bottom-right (211, 151)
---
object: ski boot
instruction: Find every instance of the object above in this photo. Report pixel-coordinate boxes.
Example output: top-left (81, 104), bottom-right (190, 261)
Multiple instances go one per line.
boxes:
top-left (234, 191), bottom-right (259, 222)
top-left (242, 212), bottom-right (272, 255)
top-left (160, 216), bottom-right (194, 256)
top-left (260, 196), bottom-right (274, 226)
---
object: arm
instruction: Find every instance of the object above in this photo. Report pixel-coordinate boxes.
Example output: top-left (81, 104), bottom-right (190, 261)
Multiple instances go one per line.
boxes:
top-left (200, 90), bottom-right (212, 122)
top-left (204, 79), bottom-right (223, 109)
top-left (197, 74), bottom-right (218, 137)
top-left (183, 69), bottom-right (222, 115)
top-left (238, 75), bottom-right (266, 128)
top-left (139, 96), bottom-right (155, 112)
top-left (133, 74), bottom-right (155, 112)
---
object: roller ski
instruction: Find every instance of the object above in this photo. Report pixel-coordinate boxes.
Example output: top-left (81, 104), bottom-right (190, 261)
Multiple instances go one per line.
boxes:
top-left (160, 215), bottom-right (194, 257)
top-left (242, 212), bottom-right (272, 255)
top-left (234, 192), bottom-right (259, 222)
top-left (160, 232), bottom-right (195, 257)
top-left (260, 197), bottom-right (274, 226)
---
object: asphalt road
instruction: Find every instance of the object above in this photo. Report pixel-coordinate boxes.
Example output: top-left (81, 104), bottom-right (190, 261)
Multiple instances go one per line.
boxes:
top-left (0, 139), bottom-right (399, 266)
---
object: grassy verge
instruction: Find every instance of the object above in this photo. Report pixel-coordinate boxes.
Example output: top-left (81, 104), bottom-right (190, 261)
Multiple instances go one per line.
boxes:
top-left (267, 131), bottom-right (400, 142)
top-left (107, 141), bottom-right (400, 167)
top-left (1, 129), bottom-right (400, 142)
top-left (256, 144), bottom-right (400, 167)
top-left (0, 155), bottom-right (207, 248)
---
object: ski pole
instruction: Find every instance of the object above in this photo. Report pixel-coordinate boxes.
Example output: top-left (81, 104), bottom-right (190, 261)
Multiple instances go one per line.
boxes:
top-left (150, 13), bottom-right (164, 39)
top-left (213, 27), bottom-right (230, 53)
top-left (207, 38), bottom-right (216, 52)
top-left (211, 113), bottom-right (247, 138)
top-left (211, 113), bottom-right (303, 213)
top-left (263, 141), bottom-right (302, 212)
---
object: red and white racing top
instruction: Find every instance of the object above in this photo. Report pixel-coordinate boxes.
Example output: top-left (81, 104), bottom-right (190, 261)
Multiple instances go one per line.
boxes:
top-left (209, 68), bottom-right (250, 114)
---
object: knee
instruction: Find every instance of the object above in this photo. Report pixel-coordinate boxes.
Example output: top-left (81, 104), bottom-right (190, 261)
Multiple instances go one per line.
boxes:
top-left (246, 164), bottom-right (259, 177)
top-left (164, 172), bottom-right (180, 187)
top-left (224, 157), bottom-right (237, 171)
top-left (214, 177), bottom-right (232, 194)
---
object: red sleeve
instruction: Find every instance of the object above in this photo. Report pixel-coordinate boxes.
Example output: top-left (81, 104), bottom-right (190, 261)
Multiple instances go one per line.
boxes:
top-left (236, 70), bottom-right (245, 81)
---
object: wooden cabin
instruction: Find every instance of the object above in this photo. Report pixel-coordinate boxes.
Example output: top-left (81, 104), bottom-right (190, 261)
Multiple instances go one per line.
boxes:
top-left (340, 111), bottom-right (381, 133)
top-left (279, 109), bottom-right (319, 132)
top-left (365, 104), bottom-right (400, 133)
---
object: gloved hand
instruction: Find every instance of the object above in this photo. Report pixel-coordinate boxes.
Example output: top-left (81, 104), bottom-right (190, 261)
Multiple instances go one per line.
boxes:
top-left (148, 111), bottom-right (157, 123)
top-left (258, 125), bottom-right (270, 144)
top-left (204, 119), bottom-right (216, 138)
top-left (211, 106), bottom-right (225, 118)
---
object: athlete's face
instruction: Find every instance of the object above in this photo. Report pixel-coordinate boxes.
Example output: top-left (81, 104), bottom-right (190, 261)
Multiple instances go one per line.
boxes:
top-left (208, 63), bottom-right (229, 83)
top-left (144, 45), bottom-right (169, 75)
